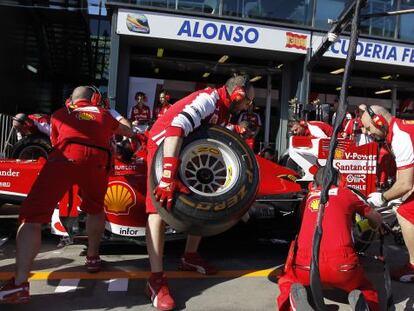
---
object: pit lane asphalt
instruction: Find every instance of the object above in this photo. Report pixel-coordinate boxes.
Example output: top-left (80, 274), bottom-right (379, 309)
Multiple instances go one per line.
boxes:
top-left (0, 218), bottom-right (413, 311)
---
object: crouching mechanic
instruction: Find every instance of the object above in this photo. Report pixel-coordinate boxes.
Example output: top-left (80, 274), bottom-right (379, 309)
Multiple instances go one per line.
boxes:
top-left (289, 119), bottom-right (333, 138)
top-left (0, 86), bottom-right (134, 304)
top-left (144, 75), bottom-right (255, 310)
top-left (277, 167), bottom-right (382, 311)
top-left (361, 105), bottom-right (414, 282)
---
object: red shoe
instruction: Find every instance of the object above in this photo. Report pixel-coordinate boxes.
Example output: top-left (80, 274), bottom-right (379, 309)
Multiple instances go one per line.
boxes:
top-left (85, 256), bottom-right (102, 273)
top-left (391, 263), bottom-right (414, 283)
top-left (179, 253), bottom-right (218, 275)
top-left (144, 276), bottom-right (175, 311)
top-left (0, 278), bottom-right (30, 304)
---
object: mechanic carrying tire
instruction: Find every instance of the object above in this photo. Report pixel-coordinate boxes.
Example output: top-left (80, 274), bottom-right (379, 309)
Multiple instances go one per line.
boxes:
top-left (150, 124), bottom-right (259, 236)
top-left (144, 74), bottom-right (258, 311)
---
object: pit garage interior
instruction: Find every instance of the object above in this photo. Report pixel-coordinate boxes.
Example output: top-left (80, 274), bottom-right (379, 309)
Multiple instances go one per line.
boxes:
top-left (107, 5), bottom-right (414, 155)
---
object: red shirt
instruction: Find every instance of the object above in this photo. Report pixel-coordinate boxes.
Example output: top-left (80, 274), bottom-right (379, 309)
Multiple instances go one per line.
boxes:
top-left (130, 104), bottom-right (151, 122)
top-left (386, 117), bottom-right (414, 170)
top-left (51, 105), bottom-right (119, 154)
top-left (297, 186), bottom-right (371, 257)
top-left (149, 86), bottom-right (231, 145)
top-left (154, 103), bottom-right (172, 120)
top-left (304, 121), bottom-right (333, 138)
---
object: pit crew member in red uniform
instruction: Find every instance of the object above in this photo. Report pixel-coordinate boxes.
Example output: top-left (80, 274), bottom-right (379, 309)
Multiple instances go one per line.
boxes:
top-left (154, 90), bottom-right (172, 121)
top-left (129, 91), bottom-right (151, 125)
top-left (12, 113), bottom-right (50, 141)
top-left (277, 167), bottom-right (382, 311)
top-left (0, 86), bottom-right (134, 304)
top-left (361, 105), bottom-right (414, 282)
top-left (144, 75), bottom-right (255, 311)
top-left (289, 119), bottom-right (333, 138)
top-left (238, 102), bottom-right (261, 150)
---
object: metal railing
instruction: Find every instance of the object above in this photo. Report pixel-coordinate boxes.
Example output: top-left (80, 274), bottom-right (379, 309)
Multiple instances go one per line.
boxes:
top-left (0, 114), bottom-right (17, 159)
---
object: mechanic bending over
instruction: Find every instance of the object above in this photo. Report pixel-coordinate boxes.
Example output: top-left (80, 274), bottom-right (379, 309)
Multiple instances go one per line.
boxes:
top-left (0, 86), bottom-right (134, 304)
top-left (144, 74), bottom-right (255, 311)
top-left (288, 119), bottom-right (333, 138)
top-left (277, 167), bottom-right (382, 311)
top-left (12, 113), bottom-right (50, 140)
top-left (361, 105), bottom-right (414, 282)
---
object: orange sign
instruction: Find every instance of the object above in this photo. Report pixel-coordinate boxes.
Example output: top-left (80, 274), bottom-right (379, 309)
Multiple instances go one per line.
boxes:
top-left (286, 32), bottom-right (307, 50)
top-left (104, 181), bottom-right (136, 215)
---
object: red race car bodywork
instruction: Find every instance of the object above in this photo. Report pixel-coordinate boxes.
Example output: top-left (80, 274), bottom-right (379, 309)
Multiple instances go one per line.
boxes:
top-left (0, 152), bottom-right (301, 238)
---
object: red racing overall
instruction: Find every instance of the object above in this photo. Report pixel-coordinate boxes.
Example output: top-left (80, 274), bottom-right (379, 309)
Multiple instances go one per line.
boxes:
top-left (19, 104), bottom-right (119, 223)
top-left (304, 121), bottom-right (333, 138)
top-left (130, 104), bottom-right (151, 123)
top-left (154, 103), bottom-right (172, 120)
top-left (277, 186), bottom-right (379, 311)
top-left (386, 117), bottom-right (414, 224)
top-left (145, 86), bottom-right (233, 213)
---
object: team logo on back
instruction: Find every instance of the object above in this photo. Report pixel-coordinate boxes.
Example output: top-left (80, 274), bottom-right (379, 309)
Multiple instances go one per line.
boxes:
top-left (76, 112), bottom-right (96, 121)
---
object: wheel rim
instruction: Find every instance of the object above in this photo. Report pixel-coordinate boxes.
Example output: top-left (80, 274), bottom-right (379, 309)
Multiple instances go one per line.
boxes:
top-left (18, 145), bottom-right (48, 159)
top-left (179, 139), bottom-right (241, 197)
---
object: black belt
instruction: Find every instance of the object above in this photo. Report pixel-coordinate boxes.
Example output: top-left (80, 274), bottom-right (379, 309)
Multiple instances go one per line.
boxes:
top-left (63, 140), bottom-right (112, 171)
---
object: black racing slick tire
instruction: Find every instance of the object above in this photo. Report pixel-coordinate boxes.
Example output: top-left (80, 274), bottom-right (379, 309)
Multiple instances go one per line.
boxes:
top-left (11, 134), bottom-right (51, 159)
top-left (150, 125), bottom-right (259, 236)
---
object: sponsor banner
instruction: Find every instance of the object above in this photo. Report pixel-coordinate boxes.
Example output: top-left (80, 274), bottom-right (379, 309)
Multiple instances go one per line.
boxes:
top-left (312, 33), bottom-right (414, 67)
top-left (105, 222), bottom-right (146, 237)
top-left (117, 9), bottom-right (308, 54)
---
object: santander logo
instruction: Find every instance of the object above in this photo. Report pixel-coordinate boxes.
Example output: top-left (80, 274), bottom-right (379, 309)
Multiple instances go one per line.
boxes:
top-left (0, 169), bottom-right (20, 177)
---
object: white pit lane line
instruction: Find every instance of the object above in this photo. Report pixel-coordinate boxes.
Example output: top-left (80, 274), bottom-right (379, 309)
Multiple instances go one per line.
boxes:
top-left (107, 278), bottom-right (129, 292)
top-left (55, 279), bottom-right (80, 293)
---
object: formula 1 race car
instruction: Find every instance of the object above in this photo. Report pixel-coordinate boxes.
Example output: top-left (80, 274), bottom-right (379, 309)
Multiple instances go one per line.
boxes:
top-left (0, 125), bottom-right (303, 244)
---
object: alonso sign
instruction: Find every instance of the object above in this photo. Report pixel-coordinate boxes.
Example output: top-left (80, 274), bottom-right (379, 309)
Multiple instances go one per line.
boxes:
top-left (117, 9), bottom-right (414, 67)
top-left (117, 9), bottom-right (308, 54)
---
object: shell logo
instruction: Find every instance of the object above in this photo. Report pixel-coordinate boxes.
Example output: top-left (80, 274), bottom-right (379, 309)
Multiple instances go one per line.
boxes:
top-left (334, 149), bottom-right (344, 159)
top-left (309, 198), bottom-right (320, 212)
top-left (77, 112), bottom-right (96, 121)
top-left (104, 181), bottom-right (136, 215)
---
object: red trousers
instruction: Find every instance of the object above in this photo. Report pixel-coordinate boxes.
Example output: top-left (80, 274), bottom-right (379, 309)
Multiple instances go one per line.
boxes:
top-left (277, 245), bottom-right (379, 311)
top-left (19, 147), bottom-right (110, 223)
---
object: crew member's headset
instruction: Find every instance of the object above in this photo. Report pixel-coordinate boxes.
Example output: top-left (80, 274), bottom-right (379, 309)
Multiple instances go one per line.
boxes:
top-left (65, 86), bottom-right (102, 111)
top-left (366, 106), bottom-right (389, 132)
